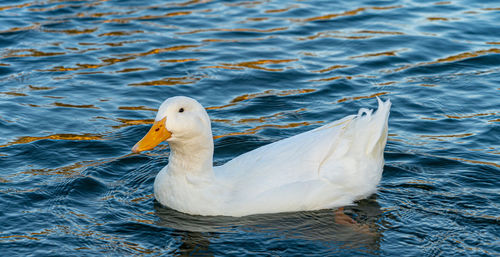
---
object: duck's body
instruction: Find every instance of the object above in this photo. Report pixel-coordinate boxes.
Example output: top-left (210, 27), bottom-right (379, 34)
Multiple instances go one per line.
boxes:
top-left (133, 96), bottom-right (391, 217)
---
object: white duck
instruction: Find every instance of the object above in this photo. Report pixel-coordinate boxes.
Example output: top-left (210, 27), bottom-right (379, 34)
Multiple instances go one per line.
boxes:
top-left (132, 96), bottom-right (391, 217)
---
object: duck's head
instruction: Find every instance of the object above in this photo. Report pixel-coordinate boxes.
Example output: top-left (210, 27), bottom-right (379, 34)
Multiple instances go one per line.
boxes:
top-left (132, 96), bottom-right (212, 153)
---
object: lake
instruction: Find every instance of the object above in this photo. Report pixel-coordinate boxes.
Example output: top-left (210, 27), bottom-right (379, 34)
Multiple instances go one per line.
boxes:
top-left (0, 0), bottom-right (499, 256)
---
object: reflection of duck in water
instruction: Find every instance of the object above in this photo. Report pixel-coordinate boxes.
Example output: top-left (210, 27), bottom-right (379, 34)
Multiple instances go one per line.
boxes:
top-left (133, 96), bottom-right (390, 217)
top-left (154, 197), bottom-right (383, 256)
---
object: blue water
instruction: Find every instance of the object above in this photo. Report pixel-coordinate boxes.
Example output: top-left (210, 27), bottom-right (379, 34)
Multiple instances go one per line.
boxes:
top-left (1, 0), bottom-right (499, 256)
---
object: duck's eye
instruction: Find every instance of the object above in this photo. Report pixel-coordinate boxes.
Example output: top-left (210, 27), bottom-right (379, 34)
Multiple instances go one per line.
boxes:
top-left (179, 108), bottom-right (184, 113)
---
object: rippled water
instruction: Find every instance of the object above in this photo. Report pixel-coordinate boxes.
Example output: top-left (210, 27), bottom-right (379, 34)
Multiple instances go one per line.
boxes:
top-left (1, 0), bottom-right (499, 256)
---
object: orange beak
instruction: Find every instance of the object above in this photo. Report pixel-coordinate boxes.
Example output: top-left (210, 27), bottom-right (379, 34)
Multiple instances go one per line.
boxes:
top-left (132, 117), bottom-right (171, 153)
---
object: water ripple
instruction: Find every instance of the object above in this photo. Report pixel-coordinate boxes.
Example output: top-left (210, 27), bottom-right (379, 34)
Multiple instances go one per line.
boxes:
top-left (1, 0), bottom-right (499, 256)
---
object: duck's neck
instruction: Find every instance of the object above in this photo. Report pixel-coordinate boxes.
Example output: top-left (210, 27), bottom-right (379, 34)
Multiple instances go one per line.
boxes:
top-left (167, 135), bottom-right (214, 179)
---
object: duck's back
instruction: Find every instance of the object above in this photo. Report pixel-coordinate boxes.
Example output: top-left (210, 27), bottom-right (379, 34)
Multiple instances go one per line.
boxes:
top-left (216, 98), bottom-right (391, 216)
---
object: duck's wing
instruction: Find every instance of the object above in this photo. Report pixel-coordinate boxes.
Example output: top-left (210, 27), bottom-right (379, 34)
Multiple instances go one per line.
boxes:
top-left (217, 115), bottom-right (354, 189)
top-left (217, 98), bottom-right (391, 210)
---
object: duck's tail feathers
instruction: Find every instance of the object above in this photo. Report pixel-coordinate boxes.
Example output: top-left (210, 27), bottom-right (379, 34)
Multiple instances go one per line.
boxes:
top-left (352, 97), bottom-right (391, 157)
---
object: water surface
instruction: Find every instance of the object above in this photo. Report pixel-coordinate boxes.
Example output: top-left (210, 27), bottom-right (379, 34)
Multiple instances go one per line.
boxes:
top-left (0, 0), bottom-right (499, 256)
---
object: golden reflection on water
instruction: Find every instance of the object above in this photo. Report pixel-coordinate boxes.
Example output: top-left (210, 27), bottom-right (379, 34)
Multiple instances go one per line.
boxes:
top-left (237, 108), bottom-right (307, 124)
top-left (223, 1), bottom-right (265, 8)
top-left (309, 76), bottom-right (344, 82)
top-left (79, 39), bottom-right (147, 48)
top-left (265, 5), bottom-right (298, 14)
top-left (350, 50), bottom-right (403, 59)
top-left (419, 133), bottom-right (474, 142)
top-left (160, 58), bottom-right (200, 63)
top-left (44, 95), bottom-right (65, 99)
top-left (129, 76), bottom-right (203, 86)
top-left (98, 30), bottom-right (144, 37)
top-left (43, 27), bottom-right (98, 35)
top-left (30, 1), bottom-right (104, 12)
top-left (203, 36), bottom-right (271, 43)
top-left (310, 74), bottom-right (376, 83)
top-left (436, 48), bottom-right (500, 63)
top-left (112, 118), bottom-right (154, 129)
top-left (115, 67), bottom-right (149, 73)
top-left (337, 92), bottom-right (389, 103)
top-left (211, 108), bottom-right (308, 128)
top-left (3, 49), bottom-right (65, 58)
top-left (293, 5), bottom-right (401, 22)
top-left (39, 56), bottom-right (136, 72)
top-left (204, 59), bottom-right (298, 72)
top-left (425, 154), bottom-right (500, 169)
top-left (4, 85), bottom-right (49, 97)
top-left (0, 2), bottom-right (32, 12)
top-left (52, 102), bottom-right (100, 109)
top-left (312, 65), bottom-right (350, 73)
top-left (376, 81), bottom-right (397, 86)
top-left (118, 106), bottom-right (157, 112)
top-left (102, 11), bottom-right (192, 24)
top-left (206, 88), bottom-right (316, 110)
top-left (1, 92), bottom-right (27, 97)
top-left (384, 48), bottom-right (500, 74)
top-left (298, 31), bottom-right (376, 41)
top-left (131, 193), bottom-right (154, 203)
top-left (427, 17), bottom-right (456, 21)
top-left (0, 234), bottom-right (40, 241)
top-left (213, 121), bottom-right (323, 140)
top-left (177, 27), bottom-right (288, 35)
top-left (122, 44), bottom-right (201, 57)
top-left (358, 30), bottom-right (404, 35)
top-left (444, 112), bottom-right (498, 120)
top-left (298, 30), bottom-right (405, 41)
top-left (232, 88), bottom-right (314, 102)
top-left (19, 152), bottom-right (137, 177)
top-left (0, 134), bottom-right (104, 148)
top-left (28, 85), bottom-right (55, 91)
